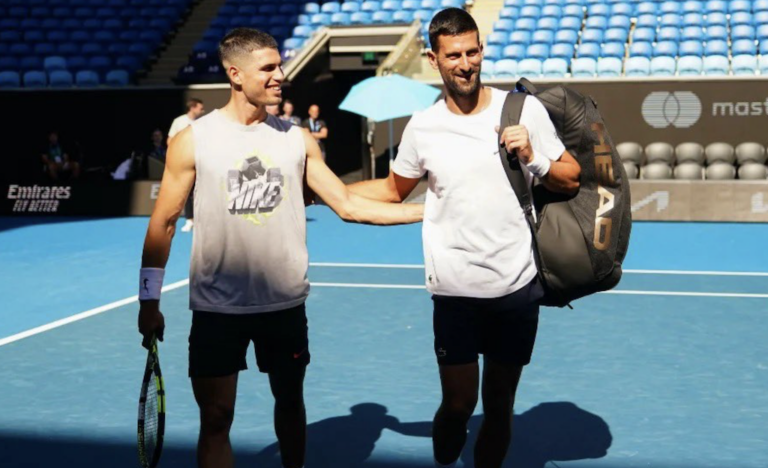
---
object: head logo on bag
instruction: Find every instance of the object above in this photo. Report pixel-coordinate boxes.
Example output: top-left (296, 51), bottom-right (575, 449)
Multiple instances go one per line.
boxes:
top-left (499, 79), bottom-right (632, 308)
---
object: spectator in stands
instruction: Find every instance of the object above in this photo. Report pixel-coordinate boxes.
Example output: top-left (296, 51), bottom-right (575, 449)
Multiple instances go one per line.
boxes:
top-left (302, 104), bottom-right (328, 159)
top-left (168, 98), bottom-right (204, 232)
top-left (147, 129), bottom-right (167, 163)
top-left (266, 104), bottom-right (280, 116)
top-left (41, 131), bottom-right (80, 181)
top-left (280, 99), bottom-right (301, 126)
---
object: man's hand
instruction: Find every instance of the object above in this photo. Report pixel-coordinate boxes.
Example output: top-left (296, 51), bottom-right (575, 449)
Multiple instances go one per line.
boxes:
top-left (138, 301), bottom-right (165, 349)
top-left (496, 125), bottom-right (534, 164)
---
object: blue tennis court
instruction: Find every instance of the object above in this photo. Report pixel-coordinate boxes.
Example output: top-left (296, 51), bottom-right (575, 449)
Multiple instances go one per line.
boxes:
top-left (1, 207), bottom-right (767, 468)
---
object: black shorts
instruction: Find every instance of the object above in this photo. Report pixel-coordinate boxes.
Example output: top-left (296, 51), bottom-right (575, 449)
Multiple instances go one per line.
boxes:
top-left (433, 277), bottom-right (543, 368)
top-left (188, 303), bottom-right (309, 378)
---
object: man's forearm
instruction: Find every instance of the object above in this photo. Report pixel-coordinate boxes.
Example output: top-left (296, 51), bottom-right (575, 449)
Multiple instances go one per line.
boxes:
top-left (141, 215), bottom-right (178, 269)
top-left (541, 160), bottom-right (580, 195)
top-left (348, 178), bottom-right (401, 203)
top-left (343, 194), bottom-right (423, 225)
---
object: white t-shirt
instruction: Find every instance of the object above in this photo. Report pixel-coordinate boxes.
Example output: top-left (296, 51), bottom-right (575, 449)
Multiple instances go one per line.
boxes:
top-left (168, 114), bottom-right (192, 139)
top-left (393, 87), bottom-right (565, 298)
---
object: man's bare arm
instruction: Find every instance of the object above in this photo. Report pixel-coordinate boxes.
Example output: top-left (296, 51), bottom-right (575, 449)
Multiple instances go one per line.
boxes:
top-left (348, 171), bottom-right (421, 203)
top-left (302, 130), bottom-right (422, 225)
top-left (311, 127), bottom-right (328, 140)
top-left (540, 150), bottom-right (580, 195)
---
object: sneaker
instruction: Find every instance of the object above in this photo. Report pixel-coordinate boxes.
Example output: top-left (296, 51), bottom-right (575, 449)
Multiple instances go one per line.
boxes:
top-left (181, 219), bottom-right (194, 232)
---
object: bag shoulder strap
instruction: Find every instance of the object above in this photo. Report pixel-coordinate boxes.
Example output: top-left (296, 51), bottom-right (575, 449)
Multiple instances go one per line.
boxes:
top-left (499, 92), bottom-right (533, 221)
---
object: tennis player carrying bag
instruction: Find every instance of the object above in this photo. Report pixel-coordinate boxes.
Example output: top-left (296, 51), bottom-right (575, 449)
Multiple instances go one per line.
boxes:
top-left (499, 78), bottom-right (631, 308)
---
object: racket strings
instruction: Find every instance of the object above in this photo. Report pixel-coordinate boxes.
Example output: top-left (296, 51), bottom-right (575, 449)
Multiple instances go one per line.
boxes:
top-left (143, 370), bottom-right (160, 459)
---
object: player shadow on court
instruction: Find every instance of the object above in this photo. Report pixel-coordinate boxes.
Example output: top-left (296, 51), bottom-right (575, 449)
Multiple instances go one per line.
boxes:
top-left (251, 401), bottom-right (611, 468)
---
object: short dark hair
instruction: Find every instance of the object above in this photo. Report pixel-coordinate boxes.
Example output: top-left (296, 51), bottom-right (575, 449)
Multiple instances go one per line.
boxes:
top-left (185, 98), bottom-right (203, 111)
top-left (428, 8), bottom-right (479, 52)
top-left (218, 27), bottom-right (279, 65)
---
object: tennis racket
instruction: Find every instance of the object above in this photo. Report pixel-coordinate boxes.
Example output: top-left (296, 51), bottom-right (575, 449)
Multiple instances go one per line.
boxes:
top-left (138, 335), bottom-right (165, 468)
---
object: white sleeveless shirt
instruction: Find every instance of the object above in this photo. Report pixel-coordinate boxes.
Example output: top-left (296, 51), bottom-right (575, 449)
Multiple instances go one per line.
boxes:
top-left (188, 110), bottom-right (309, 314)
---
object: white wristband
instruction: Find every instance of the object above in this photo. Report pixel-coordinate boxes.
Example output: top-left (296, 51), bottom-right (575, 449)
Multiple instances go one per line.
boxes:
top-left (139, 268), bottom-right (165, 301)
top-left (525, 152), bottom-right (552, 179)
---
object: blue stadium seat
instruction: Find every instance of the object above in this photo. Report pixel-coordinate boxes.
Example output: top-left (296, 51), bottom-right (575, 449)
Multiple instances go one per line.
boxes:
top-left (658, 27), bottom-right (680, 43)
top-left (541, 5), bottom-right (562, 18)
top-left (49, 70), bottom-right (73, 87)
top-left (485, 45), bottom-right (503, 61)
top-left (706, 26), bottom-right (728, 41)
top-left (500, 7), bottom-right (519, 19)
top-left (526, 44), bottom-right (550, 59)
top-left (293, 25), bottom-right (313, 38)
top-left (559, 16), bottom-right (582, 31)
top-left (279, 4), bottom-right (299, 15)
top-left (342, 2), bottom-right (361, 12)
top-left (24, 30), bottom-right (45, 43)
top-left (587, 4), bottom-right (609, 16)
top-left (440, 0), bottom-right (464, 8)
top-left (757, 0), bottom-right (768, 12)
top-left (625, 56), bottom-right (650, 76)
top-left (20, 57), bottom-right (43, 73)
top-left (0, 71), bottom-right (21, 88)
top-left (381, 0), bottom-right (401, 10)
top-left (393, 11), bottom-right (413, 22)
top-left (585, 16), bottom-right (607, 30)
top-left (731, 12), bottom-right (753, 27)
top-left (537, 17), bottom-right (558, 30)
top-left (682, 1), bottom-right (703, 13)
top-left (509, 31), bottom-right (532, 45)
top-left (515, 18), bottom-right (536, 31)
top-left (562, 5), bottom-right (583, 17)
top-left (637, 2), bottom-right (657, 15)
top-left (582, 29), bottom-right (603, 43)
top-left (677, 55), bottom-right (703, 75)
top-left (630, 41), bottom-right (653, 58)
top-left (303, 3), bottom-right (320, 14)
top-left (660, 1), bottom-right (681, 14)
top-left (297, 14), bottom-right (312, 25)
top-left (89, 56), bottom-right (112, 76)
top-left (518, 58), bottom-right (543, 77)
top-left (732, 39), bottom-right (757, 56)
top-left (679, 41), bottom-right (704, 57)
top-left (0, 30), bottom-right (21, 43)
top-left (706, 12), bottom-right (727, 27)
top-left (602, 42), bottom-right (625, 59)
top-left (597, 57), bottom-right (622, 77)
top-left (413, 9), bottom-right (433, 22)
top-left (402, 0), bottom-right (420, 10)
top-left (650, 56), bottom-right (676, 76)
top-left (372, 11), bottom-right (394, 23)
top-left (321, 2), bottom-right (341, 13)
top-left (532, 30), bottom-right (554, 44)
top-left (0, 57), bottom-right (18, 71)
top-left (732, 54), bottom-right (757, 75)
top-left (421, 0), bottom-right (440, 9)
top-left (730, 0), bottom-right (751, 14)
top-left (550, 42), bottom-right (575, 59)
top-left (75, 70), bottom-right (100, 87)
top-left (578, 42), bottom-right (600, 59)
top-left (705, 0), bottom-right (727, 13)
top-left (44, 56), bottom-right (67, 72)
top-left (758, 25), bottom-right (768, 42)
top-left (94, 30), bottom-right (116, 43)
top-left (480, 59), bottom-right (494, 79)
top-left (759, 56), bottom-right (768, 75)
top-left (351, 12), bottom-right (373, 24)
top-left (705, 40), bottom-right (728, 56)
top-left (283, 37), bottom-right (305, 50)
top-left (654, 41), bottom-right (678, 58)
top-left (571, 57), bottom-right (596, 77)
top-left (604, 28), bottom-right (627, 43)
top-left (503, 44), bottom-right (526, 59)
top-left (633, 27), bottom-right (655, 43)
top-left (494, 58), bottom-right (518, 77)
top-left (542, 57), bottom-right (568, 77)
top-left (611, 3), bottom-right (633, 17)
top-left (681, 27), bottom-right (704, 41)
top-left (554, 29), bottom-right (578, 44)
top-left (495, 19), bottom-right (515, 31)
top-left (116, 56), bottom-right (140, 72)
top-left (362, 1), bottom-right (382, 12)
top-left (683, 13), bottom-right (703, 27)
top-left (703, 55), bottom-right (729, 75)
top-left (732, 25), bottom-right (756, 41)
top-left (34, 43), bottom-right (57, 56)
top-left (608, 15), bottom-right (630, 30)
top-left (68, 56), bottom-right (88, 72)
top-left (9, 44), bottom-right (31, 57)
top-left (23, 70), bottom-right (47, 87)
top-left (488, 32), bottom-right (508, 45)
top-left (660, 14), bottom-right (681, 28)
top-left (636, 15), bottom-right (657, 29)
top-left (520, 6), bottom-right (541, 18)
top-left (311, 13), bottom-right (332, 26)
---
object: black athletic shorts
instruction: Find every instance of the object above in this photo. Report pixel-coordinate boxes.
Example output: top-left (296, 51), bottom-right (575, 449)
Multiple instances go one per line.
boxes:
top-left (188, 303), bottom-right (309, 378)
top-left (433, 277), bottom-right (543, 368)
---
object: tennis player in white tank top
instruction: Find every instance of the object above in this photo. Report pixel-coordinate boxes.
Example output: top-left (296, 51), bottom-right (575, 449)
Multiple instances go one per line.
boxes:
top-left (137, 28), bottom-right (423, 468)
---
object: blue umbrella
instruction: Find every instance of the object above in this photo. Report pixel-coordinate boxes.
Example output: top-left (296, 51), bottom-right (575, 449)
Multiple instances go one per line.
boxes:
top-left (339, 74), bottom-right (442, 170)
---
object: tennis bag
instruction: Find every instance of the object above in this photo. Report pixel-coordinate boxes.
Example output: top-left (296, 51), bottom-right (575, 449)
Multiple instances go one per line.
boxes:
top-left (499, 78), bottom-right (631, 308)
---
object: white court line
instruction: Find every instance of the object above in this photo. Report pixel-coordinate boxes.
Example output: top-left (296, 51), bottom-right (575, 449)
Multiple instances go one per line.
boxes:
top-left (4, 266), bottom-right (768, 347)
top-left (0, 279), bottom-right (189, 348)
top-left (310, 262), bottom-right (768, 277)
